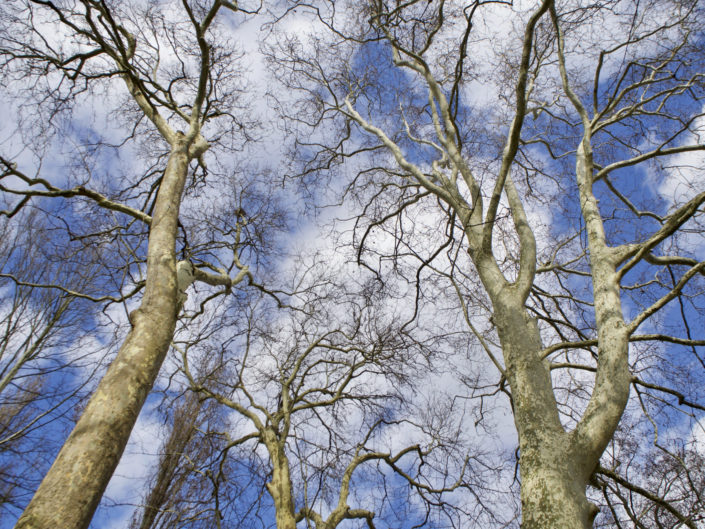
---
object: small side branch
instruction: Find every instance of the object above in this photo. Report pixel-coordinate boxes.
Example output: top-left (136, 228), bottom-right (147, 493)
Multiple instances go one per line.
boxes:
top-left (596, 466), bottom-right (698, 529)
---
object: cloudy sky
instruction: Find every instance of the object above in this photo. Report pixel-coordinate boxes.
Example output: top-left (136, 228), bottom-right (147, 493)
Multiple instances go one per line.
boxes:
top-left (1, 1), bottom-right (704, 528)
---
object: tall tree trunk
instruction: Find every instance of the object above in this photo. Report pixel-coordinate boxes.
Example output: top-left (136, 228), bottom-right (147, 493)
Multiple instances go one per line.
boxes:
top-left (16, 136), bottom-right (192, 529)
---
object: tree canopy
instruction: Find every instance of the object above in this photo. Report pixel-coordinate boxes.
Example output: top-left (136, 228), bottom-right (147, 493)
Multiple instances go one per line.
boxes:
top-left (0, 1), bottom-right (704, 528)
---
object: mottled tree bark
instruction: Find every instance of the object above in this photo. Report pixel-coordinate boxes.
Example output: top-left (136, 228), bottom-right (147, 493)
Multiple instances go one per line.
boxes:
top-left (493, 303), bottom-right (600, 529)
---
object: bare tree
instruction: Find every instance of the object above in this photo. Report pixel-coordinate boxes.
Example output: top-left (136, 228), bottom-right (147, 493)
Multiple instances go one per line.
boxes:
top-left (2, 0), bottom-right (703, 527)
top-left (0, 1), bottom-right (262, 527)
top-left (164, 255), bottom-right (495, 529)
top-left (129, 381), bottom-right (230, 529)
top-left (266, 0), bottom-right (705, 527)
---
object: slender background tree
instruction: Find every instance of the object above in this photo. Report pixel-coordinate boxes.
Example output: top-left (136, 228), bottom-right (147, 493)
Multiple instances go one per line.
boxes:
top-left (0, 209), bottom-right (113, 520)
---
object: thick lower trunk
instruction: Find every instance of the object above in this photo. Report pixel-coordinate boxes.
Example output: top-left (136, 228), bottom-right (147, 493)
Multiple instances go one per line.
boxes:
top-left (16, 318), bottom-right (177, 529)
top-left (520, 459), bottom-right (598, 529)
top-left (493, 294), bottom-right (628, 529)
top-left (16, 142), bottom-right (191, 529)
top-left (494, 302), bottom-right (598, 529)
